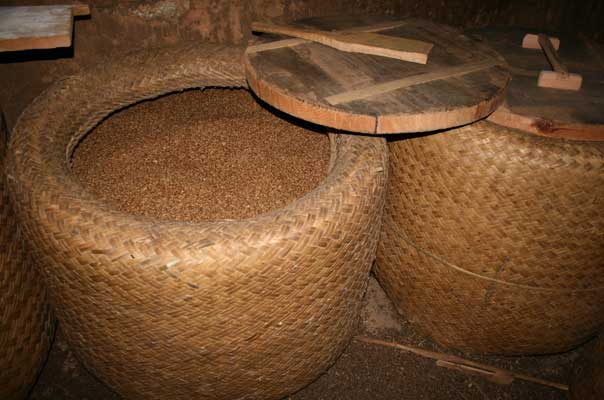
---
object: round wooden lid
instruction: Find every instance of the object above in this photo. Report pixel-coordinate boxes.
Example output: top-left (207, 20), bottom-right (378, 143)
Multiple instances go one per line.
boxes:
top-left (468, 28), bottom-right (604, 141)
top-left (244, 16), bottom-right (510, 134)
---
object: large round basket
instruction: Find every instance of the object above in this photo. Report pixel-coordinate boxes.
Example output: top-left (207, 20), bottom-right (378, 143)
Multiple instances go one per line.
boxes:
top-left (6, 43), bottom-right (388, 400)
top-left (1, 110), bottom-right (54, 399)
top-left (571, 335), bottom-right (604, 400)
top-left (375, 120), bottom-right (604, 354)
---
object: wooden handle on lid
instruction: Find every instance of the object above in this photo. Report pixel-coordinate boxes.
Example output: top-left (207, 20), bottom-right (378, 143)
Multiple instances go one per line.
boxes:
top-left (537, 33), bottom-right (568, 74)
top-left (521, 33), bottom-right (582, 91)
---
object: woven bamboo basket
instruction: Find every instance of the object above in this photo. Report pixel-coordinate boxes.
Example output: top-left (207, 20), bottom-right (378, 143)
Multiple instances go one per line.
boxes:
top-left (6, 43), bottom-right (388, 400)
top-left (0, 110), bottom-right (54, 399)
top-left (375, 120), bottom-right (604, 355)
top-left (571, 335), bottom-right (604, 400)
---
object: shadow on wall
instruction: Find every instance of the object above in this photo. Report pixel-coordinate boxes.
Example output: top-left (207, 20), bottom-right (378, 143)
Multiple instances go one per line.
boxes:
top-left (0, 0), bottom-right (603, 130)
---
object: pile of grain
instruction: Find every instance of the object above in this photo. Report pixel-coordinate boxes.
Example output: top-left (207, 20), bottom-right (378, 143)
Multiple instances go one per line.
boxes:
top-left (72, 89), bottom-right (330, 222)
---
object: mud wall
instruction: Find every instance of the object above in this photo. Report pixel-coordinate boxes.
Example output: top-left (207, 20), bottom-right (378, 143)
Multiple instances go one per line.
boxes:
top-left (1, 0), bottom-right (603, 129)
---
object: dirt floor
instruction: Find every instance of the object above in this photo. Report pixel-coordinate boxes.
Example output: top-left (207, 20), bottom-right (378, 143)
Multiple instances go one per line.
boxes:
top-left (28, 276), bottom-right (578, 400)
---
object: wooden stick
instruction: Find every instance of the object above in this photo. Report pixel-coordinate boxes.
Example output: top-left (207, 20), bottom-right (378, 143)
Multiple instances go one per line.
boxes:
top-left (246, 38), bottom-right (307, 54)
top-left (355, 336), bottom-right (569, 392)
top-left (538, 34), bottom-right (568, 74)
top-left (251, 21), bottom-right (433, 64)
top-left (436, 360), bottom-right (514, 385)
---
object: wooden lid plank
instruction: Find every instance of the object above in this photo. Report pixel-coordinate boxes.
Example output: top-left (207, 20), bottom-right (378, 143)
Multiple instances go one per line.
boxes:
top-left (325, 59), bottom-right (500, 105)
top-left (251, 21), bottom-right (434, 64)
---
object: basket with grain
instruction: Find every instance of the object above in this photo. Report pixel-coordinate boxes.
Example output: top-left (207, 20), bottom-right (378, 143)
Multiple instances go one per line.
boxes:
top-left (6, 43), bottom-right (388, 400)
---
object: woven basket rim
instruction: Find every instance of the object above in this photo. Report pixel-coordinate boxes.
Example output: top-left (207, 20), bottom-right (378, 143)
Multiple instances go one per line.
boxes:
top-left (8, 42), bottom-right (387, 266)
top-left (10, 77), bottom-right (359, 236)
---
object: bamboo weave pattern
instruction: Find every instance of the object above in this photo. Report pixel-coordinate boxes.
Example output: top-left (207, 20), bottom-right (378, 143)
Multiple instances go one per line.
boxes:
top-left (1, 110), bottom-right (54, 399)
top-left (7, 43), bottom-right (388, 399)
top-left (376, 120), bottom-right (604, 354)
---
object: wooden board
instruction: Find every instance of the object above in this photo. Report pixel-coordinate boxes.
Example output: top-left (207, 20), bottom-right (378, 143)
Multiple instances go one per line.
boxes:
top-left (244, 16), bottom-right (510, 134)
top-left (0, 5), bottom-right (90, 52)
top-left (251, 21), bottom-right (434, 64)
top-left (467, 28), bottom-right (604, 141)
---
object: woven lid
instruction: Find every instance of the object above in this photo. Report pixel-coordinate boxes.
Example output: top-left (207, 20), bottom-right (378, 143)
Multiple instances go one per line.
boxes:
top-left (468, 28), bottom-right (604, 141)
top-left (244, 16), bottom-right (509, 134)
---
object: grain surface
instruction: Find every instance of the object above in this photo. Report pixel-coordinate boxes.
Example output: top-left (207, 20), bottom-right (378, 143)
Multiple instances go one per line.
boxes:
top-left (72, 89), bottom-right (330, 222)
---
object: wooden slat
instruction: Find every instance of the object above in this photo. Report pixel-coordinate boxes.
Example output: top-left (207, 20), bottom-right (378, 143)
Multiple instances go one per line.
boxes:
top-left (537, 34), bottom-right (567, 73)
top-left (325, 59), bottom-right (501, 105)
top-left (246, 38), bottom-right (307, 54)
top-left (0, 5), bottom-right (90, 52)
top-left (251, 21), bottom-right (433, 64)
top-left (246, 20), bottom-right (410, 54)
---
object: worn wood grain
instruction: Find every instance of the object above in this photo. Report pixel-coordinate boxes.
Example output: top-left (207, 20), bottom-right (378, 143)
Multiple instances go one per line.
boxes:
top-left (325, 59), bottom-right (499, 105)
top-left (469, 28), bottom-right (604, 140)
top-left (245, 16), bottom-right (509, 134)
top-left (537, 34), bottom-right (568, 73)
top-left (538, 70), bottom-right (583, 91)
top-left (251, 21), bottom-right (433, 64)
top-left (245, 20), bottom-right (411, 54)
top-left (0, 5), bottom-right (90, 52)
